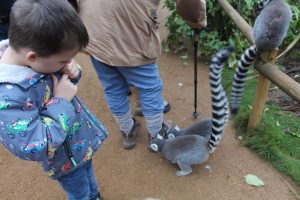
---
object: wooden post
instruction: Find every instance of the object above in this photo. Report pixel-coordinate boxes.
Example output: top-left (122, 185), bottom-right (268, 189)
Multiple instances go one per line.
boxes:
top-left (247, 49), bottom-right (278, 130)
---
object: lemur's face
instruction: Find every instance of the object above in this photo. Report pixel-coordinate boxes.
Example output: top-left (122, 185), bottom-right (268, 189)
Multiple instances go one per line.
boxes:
top-left (258, 0), bottom-right (271, 10)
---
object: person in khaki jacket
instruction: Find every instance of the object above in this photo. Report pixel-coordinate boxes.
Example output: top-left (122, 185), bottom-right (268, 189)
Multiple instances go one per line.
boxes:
top-left (78, 0), bottom-right (206, 149)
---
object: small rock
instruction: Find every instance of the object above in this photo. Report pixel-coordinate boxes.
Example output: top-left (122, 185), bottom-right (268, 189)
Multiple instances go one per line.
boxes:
top-left (205, 165), bottom-right (212, 173)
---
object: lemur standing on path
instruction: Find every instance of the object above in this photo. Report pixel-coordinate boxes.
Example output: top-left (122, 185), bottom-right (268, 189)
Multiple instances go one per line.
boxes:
top-left (149, 46), bottom-right (234, 176)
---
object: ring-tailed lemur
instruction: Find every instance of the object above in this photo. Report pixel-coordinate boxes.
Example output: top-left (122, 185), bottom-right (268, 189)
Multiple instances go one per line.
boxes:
top-left (230, 0), bottom-right (292, 114)
top-left (166, 118), bottom-right (212, 140)
top-left (258, 0), bottom-right (271, 11)
top-left (149, 46), bottom-right (234, 176)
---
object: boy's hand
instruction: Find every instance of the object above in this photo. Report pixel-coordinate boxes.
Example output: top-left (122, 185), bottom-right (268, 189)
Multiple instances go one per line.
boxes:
top-left (60, 61), bottom-right (81, 80)
top-left (52, 74), bottom-right (78, 101)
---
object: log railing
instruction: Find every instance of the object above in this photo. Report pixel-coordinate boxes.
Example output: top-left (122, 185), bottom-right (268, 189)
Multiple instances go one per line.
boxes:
top-left (218, 0), bottom-right (300, 129)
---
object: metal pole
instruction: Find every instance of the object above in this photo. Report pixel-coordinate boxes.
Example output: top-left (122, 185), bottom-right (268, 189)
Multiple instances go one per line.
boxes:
top-left (192, 29), bottom-right (200, 118)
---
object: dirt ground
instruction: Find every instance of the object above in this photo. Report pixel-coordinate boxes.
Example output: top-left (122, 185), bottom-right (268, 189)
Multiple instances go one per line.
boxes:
top-left (0, 51), bottom-right (299, 200)
top-left (1, 6), bottom-right (300, 200)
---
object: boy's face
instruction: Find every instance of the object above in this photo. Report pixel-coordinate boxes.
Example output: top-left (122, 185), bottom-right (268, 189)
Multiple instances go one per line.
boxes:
top-left (27, 49), bottom-right (79, 74)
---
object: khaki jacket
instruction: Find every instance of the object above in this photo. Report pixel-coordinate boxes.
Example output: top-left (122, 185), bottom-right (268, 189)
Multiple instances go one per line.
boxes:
top-left (79, 0), bottom-right (206, 67)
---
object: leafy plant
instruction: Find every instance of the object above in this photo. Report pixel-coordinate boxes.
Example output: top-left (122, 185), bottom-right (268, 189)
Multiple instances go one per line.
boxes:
top-left (163, 0), bottom-right (192, 54)
top-left (163, 0), bottom-right (300, 64)
top-left (283, 3), bottom-right (300, 47)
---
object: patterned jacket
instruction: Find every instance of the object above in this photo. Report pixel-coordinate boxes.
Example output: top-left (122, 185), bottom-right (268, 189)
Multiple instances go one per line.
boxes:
top-left (0, 40), bottom-right (108, 179)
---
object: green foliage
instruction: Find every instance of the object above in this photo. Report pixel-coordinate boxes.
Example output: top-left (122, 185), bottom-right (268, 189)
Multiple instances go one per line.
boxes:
top-left (222, 68), bottom-right (300, 185)
top-left (241, 109), bottom-right (300, 184)
top-left (163, 0), bottom-right (192, 53)
top-left (283, 2), bottom-right (300, 47)
top-left (164, 0), bottom-right (300, 62)
top-left (163, 0), bottom-right (256, 60)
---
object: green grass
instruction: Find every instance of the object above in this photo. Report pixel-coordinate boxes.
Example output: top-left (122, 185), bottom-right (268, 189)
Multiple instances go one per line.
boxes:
top-left (222, 67), bottom-right (300, 185)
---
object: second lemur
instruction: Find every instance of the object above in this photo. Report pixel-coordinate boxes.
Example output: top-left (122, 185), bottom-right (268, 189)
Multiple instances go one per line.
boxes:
top-left (230, 0), bottom-right (292, 114)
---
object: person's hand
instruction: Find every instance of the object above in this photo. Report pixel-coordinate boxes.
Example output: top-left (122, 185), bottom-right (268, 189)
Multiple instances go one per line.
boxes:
top-left (175, 0), bottom-right (207, 29)
top-left (186, 20), bottom-right (207, 30)
top-left (60, 61), bottom-right (81, 80)
top-left (52, 74), bottom-right (78, 101)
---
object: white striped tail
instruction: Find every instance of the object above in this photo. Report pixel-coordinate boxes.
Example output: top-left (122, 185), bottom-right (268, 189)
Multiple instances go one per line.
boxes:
top-left (230, 45), bottom-right (258, 114)
top-left (208, 46), bottom-right (234, 153)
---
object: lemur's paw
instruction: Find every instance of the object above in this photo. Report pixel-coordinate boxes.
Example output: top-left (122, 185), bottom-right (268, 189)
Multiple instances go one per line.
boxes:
top-left (176, 170), bottom-right (192, 176)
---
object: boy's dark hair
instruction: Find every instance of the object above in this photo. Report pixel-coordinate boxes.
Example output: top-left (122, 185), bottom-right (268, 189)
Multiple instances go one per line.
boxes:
top-left (68, 0), bottom-right (79, 12)
top-left (9, 0), bottom-right (88, 57)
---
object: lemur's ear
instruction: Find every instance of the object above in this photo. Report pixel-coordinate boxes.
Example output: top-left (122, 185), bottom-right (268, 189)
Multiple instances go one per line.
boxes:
top-left (258, 0), bottom-right (270, 10)
top-left (150, 144), bottom-right (159, 152)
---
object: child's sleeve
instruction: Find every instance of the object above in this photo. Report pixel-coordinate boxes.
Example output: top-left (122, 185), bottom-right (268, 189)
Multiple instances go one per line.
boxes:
top-left (0, 96), bottom-right (76, 161)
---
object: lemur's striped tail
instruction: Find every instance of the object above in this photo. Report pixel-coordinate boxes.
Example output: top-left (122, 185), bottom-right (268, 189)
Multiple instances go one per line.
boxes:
top-left (230, 45), bottom-right (258, 114)
top-left (208, 46), bottom-right (234, 153)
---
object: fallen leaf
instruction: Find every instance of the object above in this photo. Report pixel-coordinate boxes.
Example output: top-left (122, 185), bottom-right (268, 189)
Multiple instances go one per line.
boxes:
top-left (276, 121), bottom-right (280, 127)
top-left (245, 174), bottom-right (264, 187)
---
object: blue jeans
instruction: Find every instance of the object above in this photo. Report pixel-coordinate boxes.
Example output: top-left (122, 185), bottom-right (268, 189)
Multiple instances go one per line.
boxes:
top-left (91, 57), bottom-right (164, 116)
top-left (58, 160), bottom-right (100, 200)
top-left (0, 24), bottom-right (9, 41)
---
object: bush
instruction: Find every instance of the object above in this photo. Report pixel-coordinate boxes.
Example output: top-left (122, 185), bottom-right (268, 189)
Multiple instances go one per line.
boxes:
top-left (163, 0), bottom-right (300, 62)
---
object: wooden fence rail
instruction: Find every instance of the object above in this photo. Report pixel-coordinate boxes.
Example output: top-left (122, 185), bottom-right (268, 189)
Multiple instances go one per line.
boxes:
top-left (218, 0), bottom-right (300, 129)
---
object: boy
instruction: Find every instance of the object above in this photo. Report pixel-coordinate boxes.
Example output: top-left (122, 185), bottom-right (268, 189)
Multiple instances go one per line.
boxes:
top-left (0, 0), bottom-right (107, 199)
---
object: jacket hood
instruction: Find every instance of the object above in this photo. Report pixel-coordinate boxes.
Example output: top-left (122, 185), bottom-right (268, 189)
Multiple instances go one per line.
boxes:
top-left (0, 39), bottom-right (39, 84)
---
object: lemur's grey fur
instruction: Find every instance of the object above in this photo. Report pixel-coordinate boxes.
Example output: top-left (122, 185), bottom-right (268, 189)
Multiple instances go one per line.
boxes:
top-left (254, 0), bottom-right (292, 51)
top-left (166, 119), bottom-right (212, 141)
top-left (230, 0), bottom-right (291, 114)
top-left (149, 46), bottom-right (233, 176)
top-left (258, 0), bottom-right (271, 11)
top-left (151, 135), bottom-right (209, 176)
